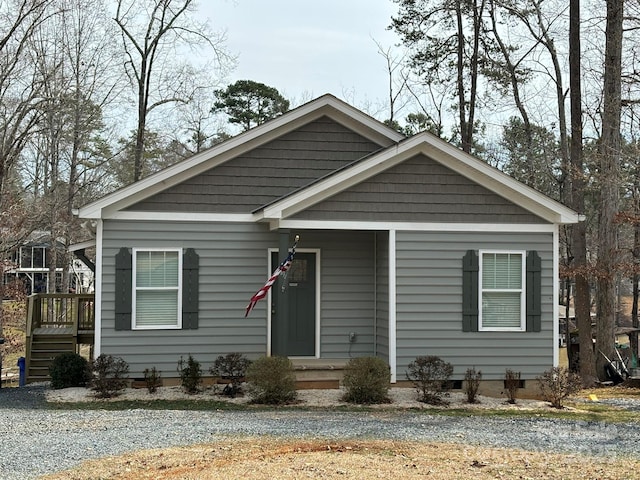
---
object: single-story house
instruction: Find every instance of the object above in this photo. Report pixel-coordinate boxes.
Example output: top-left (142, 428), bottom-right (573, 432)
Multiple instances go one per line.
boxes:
top-left (76, 94), bottom-right (581, 387)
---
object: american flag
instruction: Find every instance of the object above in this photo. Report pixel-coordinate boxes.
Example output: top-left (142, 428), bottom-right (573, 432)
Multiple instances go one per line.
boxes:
top-left (245, 249), bottom-right (295, 317)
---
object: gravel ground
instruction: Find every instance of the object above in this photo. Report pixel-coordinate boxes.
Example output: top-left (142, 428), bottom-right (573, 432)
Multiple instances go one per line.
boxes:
top-left (1, 386), bottom-right (640, 480)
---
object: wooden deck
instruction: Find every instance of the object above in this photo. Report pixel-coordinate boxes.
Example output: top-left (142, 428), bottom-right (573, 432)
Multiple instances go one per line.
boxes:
top-left (25, 294), bottom-right (95, 383)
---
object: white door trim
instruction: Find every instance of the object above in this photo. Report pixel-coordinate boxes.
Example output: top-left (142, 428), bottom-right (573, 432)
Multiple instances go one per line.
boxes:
top-left (267, 248), bottom-right (321, 358)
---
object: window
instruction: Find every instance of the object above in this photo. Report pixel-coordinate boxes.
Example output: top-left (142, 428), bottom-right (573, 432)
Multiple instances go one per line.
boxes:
top-left (479, 251), bottom-right (525, 331)
top-left (133, 249), bottom-right (182, 329)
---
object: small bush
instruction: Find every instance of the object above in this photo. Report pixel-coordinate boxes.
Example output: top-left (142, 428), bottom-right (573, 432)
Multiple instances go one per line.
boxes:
top-left (143, 367), bottom-right (162, 394)
top-left (464, 367), bottom-right (482, 404)
top-left (245, 356), bottom-right (297, 404)
top-left (210, 352), bottom-right (252, 397)
top-left (177, 355), bottom-right (202, 394)
top-left (406, 355), bottom-right (453, 405)
top-left (91, 354), bottom-right (129, 398)
top-left (504, 369), bottom-right (521, 404)
top-left (538, 366), bottom-right (582, 409)
top-left (49, 352), bottom-right (91, 389)
top-left (341, 356), bottom-right (391, 404)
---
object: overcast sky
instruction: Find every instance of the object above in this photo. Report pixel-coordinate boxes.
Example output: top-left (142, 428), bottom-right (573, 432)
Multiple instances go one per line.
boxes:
top-left (201, 1), bottom-right (401, 115)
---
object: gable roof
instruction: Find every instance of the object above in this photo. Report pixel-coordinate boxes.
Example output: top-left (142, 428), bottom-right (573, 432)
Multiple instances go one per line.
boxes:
top-left (77, 94), bottom-right (404, 219)
top-left (77, 94), bottom-right (581, 226)
top-left (257, 131), bottom-right (582, 225)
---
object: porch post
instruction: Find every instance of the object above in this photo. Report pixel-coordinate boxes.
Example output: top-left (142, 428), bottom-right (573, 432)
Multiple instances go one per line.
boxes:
top-left (389, 229), bottom-right (397, 383)
top-left (274, 229), bottom-right (291, 356)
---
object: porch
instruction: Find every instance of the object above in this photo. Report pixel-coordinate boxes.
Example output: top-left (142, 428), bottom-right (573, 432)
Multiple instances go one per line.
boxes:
top-left (25, 293), bottom-right (95, 383)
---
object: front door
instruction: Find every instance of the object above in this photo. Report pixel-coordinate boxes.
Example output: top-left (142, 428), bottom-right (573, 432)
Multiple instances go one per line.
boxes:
top-left (271, 251), bottom-right (316, 357)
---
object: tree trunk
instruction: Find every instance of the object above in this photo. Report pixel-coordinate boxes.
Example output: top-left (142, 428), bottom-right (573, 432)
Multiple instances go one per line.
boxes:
top-left (632, 199), bottom-right (640, 367)
top-left (569, 0), bottom-right (597, 385)
top-left (595, 0), bottom-right (623, 380)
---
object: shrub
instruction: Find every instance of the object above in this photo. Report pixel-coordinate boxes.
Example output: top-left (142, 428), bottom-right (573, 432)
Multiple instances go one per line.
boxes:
top-left (143, 367), bottom-right (162, 394)
top-left (245, 356), bottom-right (297, 404)
top-left (341, 356), bottom-right (391, 404)
top-left (504, 369), bottom-right (521, 404)
top-left (537, 366), bottom-right (582, 409)
top-left (177, 355), bottom-right (202, 394)
top-left (464, 367), bottom-right (482, 404)
top-left (49, 352), bottom-right (91, 389)
top-left (91, 354), bottom-right (129, 398)
top-left (210, 352), bottom-right (252, 397)
top-left (406, 355), bottom-right (453, 405)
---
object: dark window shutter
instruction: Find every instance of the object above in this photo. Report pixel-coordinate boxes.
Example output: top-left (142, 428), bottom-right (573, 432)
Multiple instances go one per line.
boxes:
top-left (182, 248), bottom-right (199, 329)
top-left (526, 250), bottom-right (542, 332)
top-left (462, 250), bottom-right (479, 332)
top-left (115, 247), bottom-right (132, 331)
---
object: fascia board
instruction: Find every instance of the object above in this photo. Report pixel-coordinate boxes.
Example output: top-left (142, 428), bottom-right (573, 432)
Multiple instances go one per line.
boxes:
top-left (68, 239), bottom-right (96, 252)
top-left (78, 94), bottom-right (402, 219)
top-left (263, 132), bottom-right (581, 225)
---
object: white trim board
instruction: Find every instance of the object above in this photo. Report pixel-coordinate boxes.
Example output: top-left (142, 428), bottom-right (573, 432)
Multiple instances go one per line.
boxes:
top-left (266, 248), bottom-right (321, 359)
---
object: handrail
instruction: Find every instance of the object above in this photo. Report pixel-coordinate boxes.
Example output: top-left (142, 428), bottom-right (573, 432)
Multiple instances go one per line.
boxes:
top-left (26, 293), bottom-right (95, 335)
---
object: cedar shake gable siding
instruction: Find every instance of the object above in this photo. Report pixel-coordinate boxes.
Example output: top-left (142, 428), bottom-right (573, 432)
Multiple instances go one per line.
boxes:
top-left (126, 117), bottom-right (384, 214)
top-left (291, 154), bottom-right (548, 224)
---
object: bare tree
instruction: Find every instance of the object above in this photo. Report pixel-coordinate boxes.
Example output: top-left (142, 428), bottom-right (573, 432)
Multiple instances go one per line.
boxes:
top-left (391, 0), bottom-right (490, 153)
top-left (114, 0), bottom-right (230, 183)
top-left (0, 0), bottom-right (54, 206)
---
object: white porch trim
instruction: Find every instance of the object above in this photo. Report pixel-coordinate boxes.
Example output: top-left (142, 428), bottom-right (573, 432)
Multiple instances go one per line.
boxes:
top-left (94, 220), bottom-right (103, 357)
top-left (553, 225), bottom-right (560, 367)
top-left (275, 219), bottom-right (559, 233)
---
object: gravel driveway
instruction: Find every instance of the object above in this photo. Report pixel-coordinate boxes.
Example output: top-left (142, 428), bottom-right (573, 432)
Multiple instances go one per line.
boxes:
top-left (1, 386), bottom-right (640, 480)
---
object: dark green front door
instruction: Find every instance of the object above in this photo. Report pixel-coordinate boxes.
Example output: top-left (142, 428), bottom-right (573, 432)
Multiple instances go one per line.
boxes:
top-left (271, 251), bottom-right (316, 356)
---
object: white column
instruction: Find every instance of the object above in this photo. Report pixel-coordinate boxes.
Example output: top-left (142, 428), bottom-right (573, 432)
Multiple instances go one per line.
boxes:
top-left (389, 229), bottom-right (397, 383)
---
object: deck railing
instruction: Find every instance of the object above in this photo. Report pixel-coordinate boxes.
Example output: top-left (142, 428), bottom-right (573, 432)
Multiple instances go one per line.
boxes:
top-left (26, 293), bottom-right (95, 335)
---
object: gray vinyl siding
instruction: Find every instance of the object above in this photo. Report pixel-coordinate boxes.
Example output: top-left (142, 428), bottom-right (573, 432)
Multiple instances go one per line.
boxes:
top-left (292, 154), bottom-right (547, 224)
top-left (100, 222), bottom-right (379, 376)
top-left (100, 220), bottom-right (277, 376)
top-left (128, 117), bottom-right (384, 214)
top-left (311, 231), bottom-right (376, 358)
top-left (395, 231), bottom-right (554, 380)
top-left (375, 232), bottom-right (389, 362)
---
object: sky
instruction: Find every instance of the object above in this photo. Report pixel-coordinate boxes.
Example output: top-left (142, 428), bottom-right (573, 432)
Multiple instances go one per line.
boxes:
top-left (200, 1), bottom-right (401, 116)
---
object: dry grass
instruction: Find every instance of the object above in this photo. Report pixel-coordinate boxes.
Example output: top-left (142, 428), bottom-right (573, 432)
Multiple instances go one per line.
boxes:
top-left (39, 437), bottom-right (640, 480)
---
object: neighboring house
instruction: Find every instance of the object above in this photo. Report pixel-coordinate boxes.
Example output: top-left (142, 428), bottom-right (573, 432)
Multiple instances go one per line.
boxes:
top-left (3, 232), bottom-right (94, 295)
top-left (76, 94), bottom-right (581, 386)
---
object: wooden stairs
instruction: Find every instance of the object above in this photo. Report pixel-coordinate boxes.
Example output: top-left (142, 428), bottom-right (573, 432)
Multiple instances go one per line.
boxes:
top-left (27, 328), bottom-right (78, 382)
top-left (25, 294), bottom-right (95, 383)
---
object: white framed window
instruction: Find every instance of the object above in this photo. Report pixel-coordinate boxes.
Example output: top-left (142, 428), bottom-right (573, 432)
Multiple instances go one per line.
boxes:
top-left (479, 250), bottom-right (525, 331)
top-left (132, 248), bottom-right (182, 329)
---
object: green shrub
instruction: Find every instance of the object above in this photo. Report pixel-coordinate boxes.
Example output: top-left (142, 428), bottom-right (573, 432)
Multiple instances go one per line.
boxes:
top-left (91, 354), bottom-right (129, 398)
top-left (537, 366), bottom-right (582, 409)
top-left (245, 356), bottom-right (297, 404)
top-left (406, 355), bottom-right (453, 405)
top-left (504, 369), bottom-right (521, 404)
top-left (210, 352), bottom-right (252, 397)
top-left (464, 367), bottom-right (482, 404)
top-left (177, 355), bottom-right (202, 394)
top-left (341, 356), bottom-right (391, 404)
top-left (143, 367), bottom-right (162, 394)
top-left (49, 352), bottom-right (91, 389)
